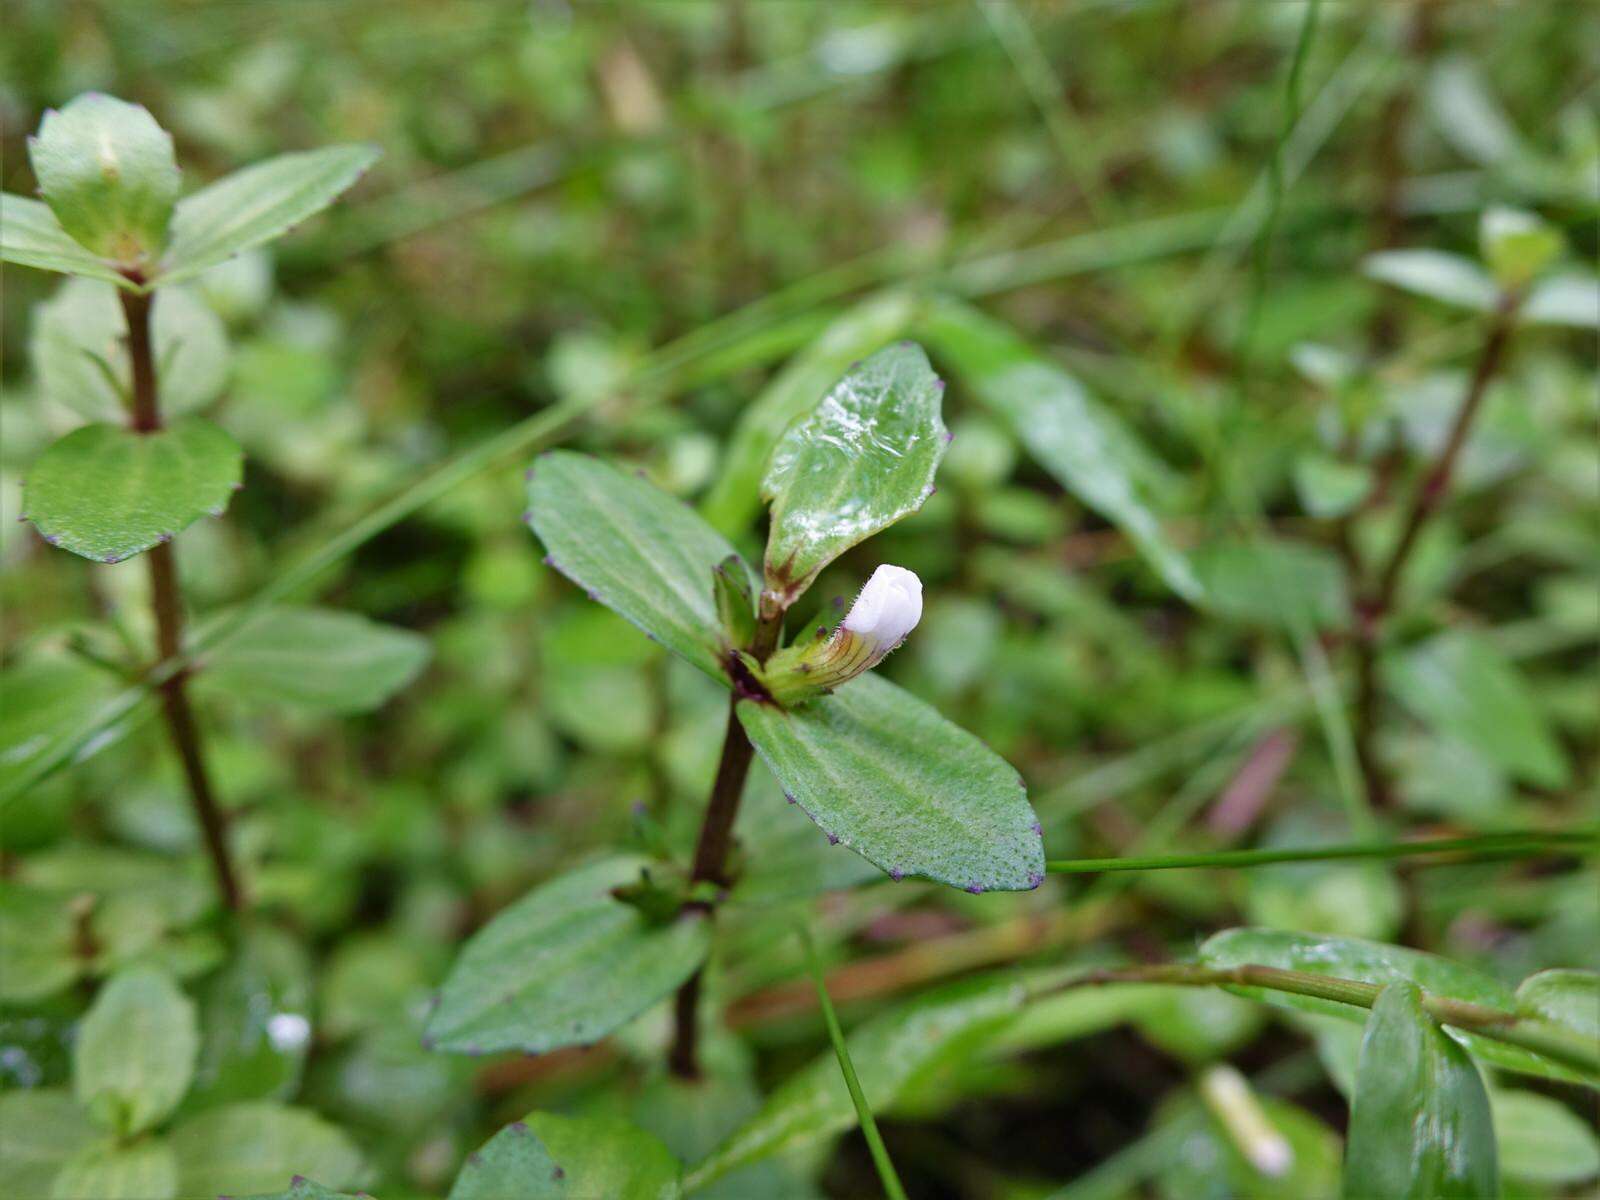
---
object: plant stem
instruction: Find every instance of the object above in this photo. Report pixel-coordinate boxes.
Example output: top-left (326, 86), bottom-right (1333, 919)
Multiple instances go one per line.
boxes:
top-left (1049, 962), bottom-right (1600, 1078)
top-left (120, 289), bottom-right (243, 913)
top-left (1350, 291), bottom-right (1520, 806)
top-left (799, 924), bottom-right (910, 1200)
top-left (669, 609), bottom-right (783, 1079)
top-left (1044, 829), bottom-right (1594, 875)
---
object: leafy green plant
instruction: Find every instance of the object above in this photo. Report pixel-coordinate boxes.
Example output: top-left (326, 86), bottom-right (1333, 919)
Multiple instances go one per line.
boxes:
top-left (3, 96), bottom-right (419, 914)
top-left (1, 7), bottom-right (1597, 1199)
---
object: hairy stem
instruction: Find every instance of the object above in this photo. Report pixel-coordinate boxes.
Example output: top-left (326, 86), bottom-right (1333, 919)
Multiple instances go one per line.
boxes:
top-left (669, 608), bottom-right (783, 1079)
top-left (1047, 962), bottom-right (1600, 1078)
top-left (121, 289), bottom-right (243, 913)
top-left (1349, 292), bottom-right (1519, 806)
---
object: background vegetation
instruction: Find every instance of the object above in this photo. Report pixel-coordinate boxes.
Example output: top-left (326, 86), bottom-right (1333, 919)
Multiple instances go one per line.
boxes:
top-left (2, 1), bottom-right (1595, 1197)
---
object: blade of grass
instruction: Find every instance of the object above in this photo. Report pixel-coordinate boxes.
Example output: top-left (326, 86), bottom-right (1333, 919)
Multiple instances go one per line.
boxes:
top-left (1046, 829), bottom-right (1598, 875)
top-left (798, 923), bottom-right (910, 1200)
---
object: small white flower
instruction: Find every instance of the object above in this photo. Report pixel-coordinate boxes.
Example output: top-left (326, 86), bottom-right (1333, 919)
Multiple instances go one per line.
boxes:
top-left (757, 565), bottom-right (923, 704)
top-left (842, 564), bottom-right (923, 651)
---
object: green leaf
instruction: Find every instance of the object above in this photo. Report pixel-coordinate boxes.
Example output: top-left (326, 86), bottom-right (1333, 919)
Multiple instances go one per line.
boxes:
top-left (1194, 537), bottom-right (1349, 631)
top-left (0, 886), bottom-right (81, 1003)
top-left (730, 771), bottom-right (881, 906)
top-left (527, 451), bottom-right (746, 683)
top-left (168, 1102), bottom-right (364, 1197)
top-left (1345, 982), bottom-right (1497, 1200)
top-left (1490, 1090), bottom-right (1600, 1186)
top-left (74, 967), bottom-right (198, 1137)
top-left (0, 1090), bottom-right (98, 1196)
top-left (1515, 969), bottom-right (1599, 1040)
top-left (52, 1139), bottom-right (178, 1200)
top-left (702, 290), bottom-right (920, 537)
top-left (29, 94), bottom-right (179, 264)
top-left (1293, 454), bottom-right (1372, 519)
top-left (22, 417), bottom-right (243, 564)
top-left (0, 194), bottom-right (130, 283)
top-left (688, 973), bottom-right (1028, 1190)
top-left (1386, 630), bottom-right (1570, 789)
top-left (1201, 928), bottom-right (1593, 1086)
top-left (738, 673), bottom-right (1046, 893)
top-left (1364, 250), bottom-right (1498, 311)
top-left (196, 607), bottom-right (430, 714)
top-left (0, 657), bottom-right (123, 801)
top-left (450, 1112), bottom-right (682, 1200)
top-left (239, 1180), bottom-right (365, 1200)
top-left (921, 297), bottom-right (1202, 602)
top-left (183, 927), bottom-right (312, 1112)
top-left (424, 856), bottom-right (711, 1056)
top-left (1522, 274), bottom-right (1600, 328)
top-left (34, 278), bottom-right (231, 422)
top-left (760, 341), bottom-right (947, 606)
top-left (158, 145), bottom-right (379, 285)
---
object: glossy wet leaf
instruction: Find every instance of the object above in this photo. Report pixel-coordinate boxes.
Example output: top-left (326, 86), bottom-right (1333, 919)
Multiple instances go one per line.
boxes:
top-left (1364, 250), bottom-right (1498, 311)
top-left (703, 289), bottom-right (920, 537)
top-left (29, 94), bottom-right (179, 263)
top-left (197, 607), bottom-right (430, 714)
top-left (1345, 982), bottom-right (1497, 1200)
top-left (760, 341), bottom-right (946, 605)
top-left (425, 855), bottom-right (711, 1056)
top-left (922, 297), bottom-right (1202, 602)
top-left (1387, 629), bottom-right (1570, 789)
top-left (23, 417), bottom-right (243, 563)
top-left (738, 673), bottom-right (1046, 893)
top-left (33, 278), bottom-right (230, 422)
top-left (526, 451), bottom-right (747, 682)
top-left (451, 1112), bottom-right (681, 1200)
top-left (158, 144), bottom-right (379, 285)
top-left (1490, 1089), bottom-right (1600, 1186)
top-left (52, 1138), bottom-right (178, 1200)
top-left (74, 966), bottom-right (199, 1136)
top-left (183, 927), bottom-right (312, 1111)
top-left (0, 1090), bottom-right (98, 1196)
top-left (168, 1102), bottom-right (364, 1197)
top-left (688, 973), bottom-right (1029, 1189)
top-left (0, 194), bottom-right (129, 283)
top-left (1202, 927), bottom-right (1594, 1086)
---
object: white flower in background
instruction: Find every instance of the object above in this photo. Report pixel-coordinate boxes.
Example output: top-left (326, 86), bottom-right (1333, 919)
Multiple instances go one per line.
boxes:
top-left (758, 564), bottom-right (923, 704)
top-left (842, 564), bottom-right (923, 654)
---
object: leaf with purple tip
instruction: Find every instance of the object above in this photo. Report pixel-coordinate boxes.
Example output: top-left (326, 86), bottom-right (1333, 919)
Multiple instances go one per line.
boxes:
top-left (738, 673), bottom-right (1045, 893)
top-left (525, 451), bottom-right (750, 683)
top-left (23, 417), bottom-right (242, 562)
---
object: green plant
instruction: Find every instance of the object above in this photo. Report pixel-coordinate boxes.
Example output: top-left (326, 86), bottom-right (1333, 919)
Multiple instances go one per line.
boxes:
top-left (4, 96), bottom-right (424, 914)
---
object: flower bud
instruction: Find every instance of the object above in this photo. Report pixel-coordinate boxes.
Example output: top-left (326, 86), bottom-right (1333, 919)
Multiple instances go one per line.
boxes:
top-left (842, 564), bottom-right (923, 651)
top-left (756, 565), bottom-right (922, 705)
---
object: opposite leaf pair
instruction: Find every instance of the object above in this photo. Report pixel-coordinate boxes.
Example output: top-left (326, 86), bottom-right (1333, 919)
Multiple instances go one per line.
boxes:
top-left (523, 344), bottom-right (1044, 895)
top-left (8, 92), bottom-right (377, 288)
